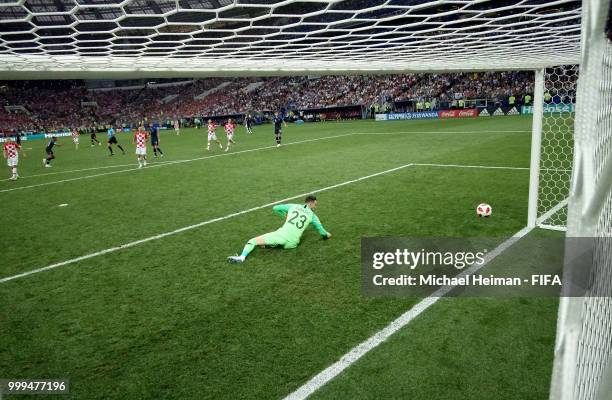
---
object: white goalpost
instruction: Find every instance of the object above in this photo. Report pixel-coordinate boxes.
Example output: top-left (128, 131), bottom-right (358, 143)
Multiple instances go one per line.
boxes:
top-left (549, 0), bottom-right (612, 400)
top-left (528, 65), bottom-right (579, 232)
top-left (0, 0), bottom-right (609, 398)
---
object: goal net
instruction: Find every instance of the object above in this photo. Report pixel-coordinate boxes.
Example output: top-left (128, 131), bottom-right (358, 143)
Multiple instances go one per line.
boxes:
top-left (0, 0), bottom-right (609, 398)
top-left (534, 65), bottom-right (578, 231)
top-left (0, 0), bottom-right (582, 78)
top-left (549, 0), bottom-right (612, 399)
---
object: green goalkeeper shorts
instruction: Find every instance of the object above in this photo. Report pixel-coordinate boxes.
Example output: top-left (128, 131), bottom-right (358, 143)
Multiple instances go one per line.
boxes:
top-left (262, 230), bottom-right (298, 249)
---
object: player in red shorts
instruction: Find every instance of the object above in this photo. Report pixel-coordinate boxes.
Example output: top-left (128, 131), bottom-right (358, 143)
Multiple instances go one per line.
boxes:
top-left (3, 136), bottom-right (21, 180)
top-left (132, 126), bottom-right (149, 169)
top-left (224, 118), bottom-right (236, 152)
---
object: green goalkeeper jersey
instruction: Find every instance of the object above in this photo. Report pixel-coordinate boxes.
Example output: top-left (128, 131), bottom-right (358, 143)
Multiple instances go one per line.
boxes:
top-left (272, 204), bottom-right (329, 244)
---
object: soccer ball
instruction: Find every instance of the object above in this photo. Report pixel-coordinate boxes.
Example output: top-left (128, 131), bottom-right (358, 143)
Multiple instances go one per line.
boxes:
top-left (477, 203), bottom-right (492, 217)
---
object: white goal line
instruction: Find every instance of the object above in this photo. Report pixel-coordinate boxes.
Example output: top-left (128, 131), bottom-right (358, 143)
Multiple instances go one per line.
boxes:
top-left (537, 198), bottom-right (569, 232)
top-left (283, 225), bottom-right (533, 400)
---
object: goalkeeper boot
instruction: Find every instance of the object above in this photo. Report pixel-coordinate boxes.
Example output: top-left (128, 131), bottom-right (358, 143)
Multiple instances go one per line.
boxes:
top-left (227, 255), bottom-right (245, 264)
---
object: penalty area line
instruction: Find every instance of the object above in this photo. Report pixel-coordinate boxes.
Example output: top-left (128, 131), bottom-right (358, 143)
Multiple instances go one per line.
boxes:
top-left (0, 130), bottom-right (530, 184)
top-left (0, 132), bottom-right (360, 193)
top-left (0, 163), bottom-right (414, 284)
top-left (283, 225), bottom-right (533, 400)
top-left (0, 158), bottom-right (177, 181)
top-left (413, 163), bottom-right (529, 171)
top-left (412, 163), bottom-right (572, 173)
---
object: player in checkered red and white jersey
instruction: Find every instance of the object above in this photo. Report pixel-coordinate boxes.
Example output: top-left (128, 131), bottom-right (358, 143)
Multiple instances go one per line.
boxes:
top-left (206, 119), bottom-right (223, 152)
top-left (224, 118), bottom-right (236, 152)
top-left (71, 128), bottom-right (80, 150)
top-left (174, 119), bottom-right (180, 136)
top-left (132, 126), bottom-right (149, 169)
top-left (3, 136), bottom-right (21, 180)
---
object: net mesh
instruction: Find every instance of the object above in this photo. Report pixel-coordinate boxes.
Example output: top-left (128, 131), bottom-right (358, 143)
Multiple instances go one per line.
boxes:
top-left (550, 0), bottom-right (612, 398)
top-left (537, 65), bottom-right (578, 230)
top-left (571, 42), bottom-right (612, 400)
top-left (0, 0), bottom-right (582, 76)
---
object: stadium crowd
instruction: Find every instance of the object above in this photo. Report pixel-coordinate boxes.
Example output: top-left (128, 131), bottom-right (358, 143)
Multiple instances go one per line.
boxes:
top-left (0, 70), bottom-right (535, 134)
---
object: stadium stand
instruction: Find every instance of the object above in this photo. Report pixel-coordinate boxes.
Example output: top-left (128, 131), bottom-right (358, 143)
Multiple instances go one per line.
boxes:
top-left (0, 71), bottom-right (535, 134)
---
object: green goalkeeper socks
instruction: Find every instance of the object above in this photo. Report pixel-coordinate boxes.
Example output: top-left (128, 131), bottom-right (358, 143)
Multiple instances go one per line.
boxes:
top-left (241, 242), bottom-right (256, 258)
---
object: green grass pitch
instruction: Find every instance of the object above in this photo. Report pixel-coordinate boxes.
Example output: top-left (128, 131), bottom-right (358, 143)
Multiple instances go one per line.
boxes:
top-left (0, 116), bottom-right (558, 399)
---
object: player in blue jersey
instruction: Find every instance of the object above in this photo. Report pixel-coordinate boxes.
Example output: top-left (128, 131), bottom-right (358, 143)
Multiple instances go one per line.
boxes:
top-left (244, 113), bottom-right (254, 134)
top-left (273, 111), bottom-right (287, 148)
top-left (90, 128), bottom-right (101, 146)
top-left (150, 123), bottom-right (164, 158)
top-left (107, 126), bottom-right (125, 156)
top-left (43, 136), bottom-right (61, 167)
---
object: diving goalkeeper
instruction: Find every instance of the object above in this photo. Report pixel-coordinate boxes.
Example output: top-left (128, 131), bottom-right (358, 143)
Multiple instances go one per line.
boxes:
top-left (227, 195), bottom-right (332, 263)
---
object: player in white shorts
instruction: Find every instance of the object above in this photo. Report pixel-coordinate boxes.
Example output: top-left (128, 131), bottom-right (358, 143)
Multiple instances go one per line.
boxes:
top-left (224, 118), bottom-right (236, 152)
top-left (133, 126), bottom-right (149, 168)
top-left (71, 128), bottom-right (80, 149)
top-left (174, 119), bottom-right (180, 136)
top-left (206, 119), bottom-right (223, 151)
top-left (3, 137), bottom-right (21, 180)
